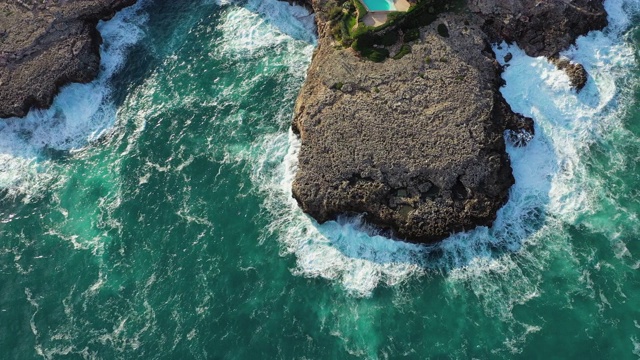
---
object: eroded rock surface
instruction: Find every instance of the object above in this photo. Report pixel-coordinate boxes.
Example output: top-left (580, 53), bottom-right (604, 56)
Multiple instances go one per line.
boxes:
top-left (470, 0), bottom-right (607, 90)
top-left (292, 0), bottom-right (606, 243)
top-left (0, 0), bottom-right (136, 118)
top-left (469, 0), bottom-right (608, 57)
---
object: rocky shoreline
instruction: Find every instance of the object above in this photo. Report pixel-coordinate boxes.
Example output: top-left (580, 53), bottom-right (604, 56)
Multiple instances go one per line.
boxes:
top-left (0, 0), bottom-right (137, 118)
top-left (0, 0), bottom-right (608, 244)
top-left (291, 0), bottom-right (608, 243)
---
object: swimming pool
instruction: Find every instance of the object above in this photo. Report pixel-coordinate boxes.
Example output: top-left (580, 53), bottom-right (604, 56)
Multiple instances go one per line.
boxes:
top-left (360, 0), bottom-right (395, 12)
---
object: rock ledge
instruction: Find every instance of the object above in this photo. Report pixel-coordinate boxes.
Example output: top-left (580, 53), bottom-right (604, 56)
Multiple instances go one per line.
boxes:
top-left (291, 0), bottom-right (607, 243)
top-left (0, 0), bottom-right (137, 118)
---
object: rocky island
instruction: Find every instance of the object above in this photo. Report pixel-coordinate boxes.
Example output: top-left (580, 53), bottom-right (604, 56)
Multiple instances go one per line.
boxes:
top-left (291, 0), bottom-right (607, 243)
top-left (0, 0), bottom-right (136, 118)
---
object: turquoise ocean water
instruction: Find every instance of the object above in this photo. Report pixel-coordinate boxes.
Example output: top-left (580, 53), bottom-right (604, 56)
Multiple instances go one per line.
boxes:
top-left (0, 0), bottom-right (639, 358)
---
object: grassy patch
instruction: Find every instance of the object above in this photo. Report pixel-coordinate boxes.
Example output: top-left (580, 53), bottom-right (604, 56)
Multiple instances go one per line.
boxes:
top-left (329, 0), bottom-right (464, 62)
top-left (328, 0), bottom-right (370, 46)
top-left (352, 38), bottom-right (390, 62)
top-left (404, 28), bottom-right (420, 42)
top-left (345, 14), bottom-right (357, 34)
top-left (354, 0), bottom-right (368, 22)
top-left (392, 44), bottom-right (412, 60)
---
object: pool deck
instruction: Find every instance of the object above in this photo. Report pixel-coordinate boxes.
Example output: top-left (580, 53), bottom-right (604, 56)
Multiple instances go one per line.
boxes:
top-left (362, 0), bottom-right (411, 27)
top-left (363, 12), bottom-right (389, 27)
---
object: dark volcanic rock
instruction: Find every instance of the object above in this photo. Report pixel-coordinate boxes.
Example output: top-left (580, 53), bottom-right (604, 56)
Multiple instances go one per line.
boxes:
top-left (0, 0), bottom-right (136, 118)
top-left (503, 52), bottom-right (512, 63)
top-left (550, 57), bottom-right (589, 90)
top-left (292, 0), bottom-right (604, 243)
top-left (469, 0), bottom-right (608, 90)
top-left (292, 10), bottom-right (533, 243)
top-left (469, 0), bottom-right (608, 57)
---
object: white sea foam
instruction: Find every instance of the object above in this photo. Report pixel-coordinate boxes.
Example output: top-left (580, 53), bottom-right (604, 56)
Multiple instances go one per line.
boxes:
top-left (217, 0), bottom-right (315, 59)
top-left (256, 133), bottom-right (429, 297)
top-left (245, 0), bottom-right (316, 44)
top-left (0, 2), bottom-right (148, 199)
top-left (256, 0), bottom-right (640, 299)
top-left (213, 0), bottom-right (318, 37)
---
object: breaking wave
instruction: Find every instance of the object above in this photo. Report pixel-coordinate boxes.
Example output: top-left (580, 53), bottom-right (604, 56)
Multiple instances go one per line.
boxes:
top-left (0, 2), bottom-right (149, 199)
top-left (255, 0), bottom-right (640, 299)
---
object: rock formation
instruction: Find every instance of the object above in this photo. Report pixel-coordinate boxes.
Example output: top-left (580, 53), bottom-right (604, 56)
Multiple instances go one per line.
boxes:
top-left (0, 0), bottom-right (136, 118)
top-left (291, 0), bottom-right (607, 243)
top-left (0, 0), bottom-right (608, 243)
top-left (470, 0), bottom-right (608, 90)
top-left (469, 0), bottom-right (608, 57)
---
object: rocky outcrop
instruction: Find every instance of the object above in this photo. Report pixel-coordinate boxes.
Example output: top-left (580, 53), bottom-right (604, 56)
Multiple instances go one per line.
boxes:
top-left (549, 57), bottom-right (589, 90)
top-left (291, 0), bottom-right (606, 243)
top-left (0, 0), bottom-right (136, 118)
top-left (292, 7), bottom-right (530, 243)
top-left (470, 0), bottom-right (607, 91)
top-left (469, 0), bottom-right (608, 57)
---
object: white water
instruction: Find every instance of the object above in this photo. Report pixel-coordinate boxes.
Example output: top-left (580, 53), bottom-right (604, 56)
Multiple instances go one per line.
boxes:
top-left (256, 0), bottom-right (640, 298)
top-left (0, 2), bottom-right (148, 199)
top-left (216, 0), bottom-right (316, 45)
top-left (216, 0), bottom-right (315, 83)
top-left (0, 0), bottom-right (635, 304)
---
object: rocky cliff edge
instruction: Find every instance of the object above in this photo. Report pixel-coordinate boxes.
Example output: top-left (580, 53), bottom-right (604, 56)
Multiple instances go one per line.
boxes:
top-left (291, 0), bottom-right (607, 243)
top-left (0, 0), bottom-right (136, 118)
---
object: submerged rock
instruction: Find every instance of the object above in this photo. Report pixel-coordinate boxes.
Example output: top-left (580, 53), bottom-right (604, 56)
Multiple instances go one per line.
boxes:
top-left (549, 58), bottom-right (589, 91)
top-left (0, 0), bottom-right (136, 118)
top-left (291, 0), bottom-right (605, 243)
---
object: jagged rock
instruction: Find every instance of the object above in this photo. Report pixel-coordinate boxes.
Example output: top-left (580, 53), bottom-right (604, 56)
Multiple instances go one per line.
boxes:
top-left (469, 0), bottom-right (607, 90)
top-left (291, 0), bottom-right (605, 243)
top-left (469, 0), bottom-right (607, 57)
top-left (292, 9), bottom-right (534, 243)
top-left (504, 52), bottom-right (512, 63)
top-left (0, 0), bottom-right (136, 118)
top-left (550, 57), bottom-right (589, 90)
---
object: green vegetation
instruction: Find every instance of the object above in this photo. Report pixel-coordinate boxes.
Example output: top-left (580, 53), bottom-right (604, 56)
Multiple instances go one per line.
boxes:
top-left (392, 44), bottom-right (412, 60)
top-left (328, 0), bottom-right (464, 62)
top-left (329, 0), bottom-right (361, 47)
top-left (354, 0), bottom-right (368, 22)
top-left (404, 28), bottom-right (420, 42)
top-left (329, 6), bottom-right (343, 20)
top-left (379, 31), bottom-right (399, 46)
top-left (345, 14), bottom-right (357, 33)
top-left (352, 38), bottom-right (390, 62)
